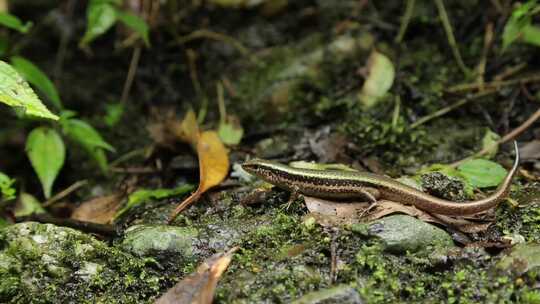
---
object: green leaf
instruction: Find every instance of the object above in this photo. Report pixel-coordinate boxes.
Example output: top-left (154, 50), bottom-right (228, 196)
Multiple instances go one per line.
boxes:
top-left (26, 127), bottom-right (65, 198)
top-left (457, 159), bottom-right (508, 188)
top-left (14, 192), bottom-right (45, 217)
top-left (61, 118), bottom-right (115, 172)
top-left (80, 1), bottom-right (117, 46)
top-left (115, 10), bottom-right (150, 46)
top-left (218, 120), bottom-right (244, 145)
top-left (0, 12), bottom-right (33, 33)
top-left (0, 172), bottom-right (16, 202)
top-left (62, 118), bottom-right (115, 152)
top-left (10, 56), bottom-right (63, 110)
top-left (114, 184), bottom-right (194, 220)
top-left (481, 129), bottom-right (501, 159)
top-left (502, 0), bottom-right (540, 50)
top-left (0, 217), bottom-right (9, 228)
top-left (523, 24), bottom-right (540, 47)
top-left (0, 60), bottom-right (58, 120)
top-left (0, 34), bottom-right (9, 57)
top-left (104, 102), bottom-right (124, 127)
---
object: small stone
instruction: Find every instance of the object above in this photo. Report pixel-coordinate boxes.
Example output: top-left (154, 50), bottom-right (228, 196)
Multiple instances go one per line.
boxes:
top-left (121, 224), bottom-right (199, 257)
top-left (292, 285), bottom-right (364, 304)
top-left (352, 215), bottom-right (454, 253)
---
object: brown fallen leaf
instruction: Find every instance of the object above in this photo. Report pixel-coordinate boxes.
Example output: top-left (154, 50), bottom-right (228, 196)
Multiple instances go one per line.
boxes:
top-left (154, 247), bottom-right (238, 304)
top-left (304, 195), bottom-right (369, 218)
top-left (71, 193), bottom-right (123, 224)
top-left (304, 195), bottom-right (491, 233)
top-left (169, 131), bottom-right (229, 221)
top-left (365, 200), bottom-right (492, 234)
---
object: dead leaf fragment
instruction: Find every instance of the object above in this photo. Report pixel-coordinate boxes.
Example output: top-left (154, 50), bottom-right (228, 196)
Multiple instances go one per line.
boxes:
top-left (169, 131), bottom-right (229, 221)
top-left (304, 196), bottom-right (369, 217)
top-left (358, 50), bottom-right (395, 107)
top-left (154, 247), bottom-right (238, 304)
top-left (172, 109), bottom-right (200, 147)
top-left (71, 193), bottom-right (123, 224)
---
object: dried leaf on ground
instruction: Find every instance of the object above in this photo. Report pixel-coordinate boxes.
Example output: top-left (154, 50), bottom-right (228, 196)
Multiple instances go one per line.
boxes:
top-left (154, 247), bottom-right (238, 304)
top-left (358, 50), bottom-right (395, 107)
top-left (170, 131), bottom-right (229, 221)
top-left (304, 195), bottom-right (492, 233)
top-left (71, 193), bottom-right (123, 224)
top-left (304, 195), bottom-right (369, 217)
top-left (365, 200), bottom-right (492, 233)
top-left (520, 140), bottom-right (540, 161)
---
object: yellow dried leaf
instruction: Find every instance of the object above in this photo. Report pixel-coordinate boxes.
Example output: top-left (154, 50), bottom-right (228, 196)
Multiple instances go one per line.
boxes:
top-left (169, 131), bottom-right (229, 221)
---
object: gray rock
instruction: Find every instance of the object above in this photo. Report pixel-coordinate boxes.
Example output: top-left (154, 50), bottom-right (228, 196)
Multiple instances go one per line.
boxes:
top-left (352, 215), bottom-right (454, 253)
top-left (121, 224), bottom-right (199, 257)
top-left (497, 243), bottom-right (540, 275)
top-left (292, 285), bottom-right (363, 304)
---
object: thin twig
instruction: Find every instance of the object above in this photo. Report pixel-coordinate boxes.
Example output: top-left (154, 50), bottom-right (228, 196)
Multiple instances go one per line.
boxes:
top-left (54, 0), bottom-right (76, 87)
top-left (493, 63), bottom-right (527, 81)
top-left (451, 107), bottom-right (540, 167)
top-left (446, 73), bottom-right (540, 93)
top-left (176, 29), bottom-right (259, 64)
top-left (217, 82), bottom-right (226, 124)
top-left (475, 23), bottom-right (494, 91)
top-left (120, 46), bottom-right (142, 105)
top-left (43, 180), bottom-right (88, 207)
top-left (395, 0), bottom-right (416, 43)
top-left (410, 89), bottom-right (496, 129)
top-left (434, 0), bottom-right (471, 76)
top-left (110, 167), bottom-right (158, 174)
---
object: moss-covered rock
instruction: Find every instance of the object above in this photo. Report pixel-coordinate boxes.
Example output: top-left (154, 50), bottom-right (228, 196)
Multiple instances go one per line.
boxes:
top-left (0, 222), bottom-right (194, 303)
top-left (352, 215), bottom-right (455, 253)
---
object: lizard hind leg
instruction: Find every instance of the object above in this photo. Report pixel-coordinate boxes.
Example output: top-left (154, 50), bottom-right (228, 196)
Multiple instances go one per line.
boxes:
top-left (358, 187), bottom-right (381, 218)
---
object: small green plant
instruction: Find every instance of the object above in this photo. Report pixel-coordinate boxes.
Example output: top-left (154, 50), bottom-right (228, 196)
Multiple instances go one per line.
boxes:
top-left (503, 0), bottom-right (540, 50)
top-left (0, 8), bottom-right (131, 200)
top-left (81, 0), bottom-right (150, 47)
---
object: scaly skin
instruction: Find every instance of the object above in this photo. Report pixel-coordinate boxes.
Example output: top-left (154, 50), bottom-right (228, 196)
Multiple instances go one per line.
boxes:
top-left (242, 142), bottom-right (519, 215)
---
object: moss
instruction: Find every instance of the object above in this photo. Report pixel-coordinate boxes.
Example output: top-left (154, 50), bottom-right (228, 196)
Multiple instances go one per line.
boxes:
top-left (0, 223), bottom-right (195, 303)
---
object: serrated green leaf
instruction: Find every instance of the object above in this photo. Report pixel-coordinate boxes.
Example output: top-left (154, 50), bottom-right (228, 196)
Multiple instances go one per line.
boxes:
top-left (114, 184), bottom-right (194, 220)
top-left (457, 159), bottom-right (508, 188)
top-left (0, 12), bottom-right (33, 33)
top-left (26, 127), bottom-right (65, 198)
top-left (14, 192), bottom-right (45, 217)
top-left (0, 172), bottom-right (16, 202)
top-left (80, 1), bottom-right (117, 46)
top-left (61, 118), bottom-right (115, 172)
top-left (10, 56), bottom-right (63, 110)
top-left (0, 60), bottom-right (58, 120)
top-left (115, 10), bottom-right (150, 46)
